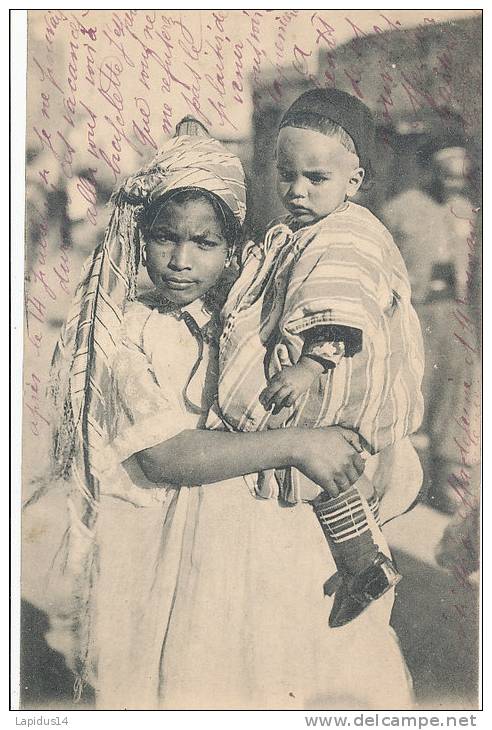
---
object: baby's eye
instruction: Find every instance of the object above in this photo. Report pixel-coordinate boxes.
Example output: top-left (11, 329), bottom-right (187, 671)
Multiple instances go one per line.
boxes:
top-left (307, 174), bottom-right (330, 185)
top-left (196, 239), bottom-right (219, 250)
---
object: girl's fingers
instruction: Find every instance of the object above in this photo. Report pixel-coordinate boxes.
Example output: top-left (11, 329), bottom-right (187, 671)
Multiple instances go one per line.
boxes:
top-left (333, 472), bottom-right (351, 489)
top-left (321, 481), bottom-right (339, 499)
top-left (352, 453), bottom-right (366, 475)
top-left (344, 465), bottom-right (361, 486)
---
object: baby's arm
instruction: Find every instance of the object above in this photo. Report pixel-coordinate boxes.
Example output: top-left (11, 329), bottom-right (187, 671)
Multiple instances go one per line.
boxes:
top-left (260, 325), bottom-right (362, 415)
top-left (260, 355), bottom-right (324, 414)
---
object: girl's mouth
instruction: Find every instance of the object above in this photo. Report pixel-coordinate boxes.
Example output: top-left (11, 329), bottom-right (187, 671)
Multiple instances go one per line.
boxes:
top-left (163, 277), bottom-right (196, 290)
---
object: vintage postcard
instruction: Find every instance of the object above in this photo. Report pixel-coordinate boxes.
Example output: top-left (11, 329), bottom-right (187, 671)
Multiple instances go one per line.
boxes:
top-left (16, 7), bottom-right (482, 718)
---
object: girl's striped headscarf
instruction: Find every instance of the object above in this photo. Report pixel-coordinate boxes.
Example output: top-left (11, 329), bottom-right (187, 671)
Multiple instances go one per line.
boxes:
top-left (51, 118), bottom-right (246, 522)
top-left (46, 119), bottom-right (246, 691)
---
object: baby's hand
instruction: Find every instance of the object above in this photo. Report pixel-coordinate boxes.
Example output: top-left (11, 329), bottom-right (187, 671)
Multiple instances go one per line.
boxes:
top-left (260, 357), bottom-right (324, 415)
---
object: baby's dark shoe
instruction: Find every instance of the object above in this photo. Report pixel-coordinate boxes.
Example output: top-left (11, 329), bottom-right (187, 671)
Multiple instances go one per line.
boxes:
top-left (326, 553), bottom-right (402, 628)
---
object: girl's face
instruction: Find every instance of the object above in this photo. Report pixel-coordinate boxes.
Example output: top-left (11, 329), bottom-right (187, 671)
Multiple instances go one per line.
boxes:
top-left (144, 196), bottom-right (230, 306)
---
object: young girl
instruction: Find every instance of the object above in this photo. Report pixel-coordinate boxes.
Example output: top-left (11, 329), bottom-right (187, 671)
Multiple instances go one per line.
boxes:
top-left (48, 118), bottom-right (413, 710)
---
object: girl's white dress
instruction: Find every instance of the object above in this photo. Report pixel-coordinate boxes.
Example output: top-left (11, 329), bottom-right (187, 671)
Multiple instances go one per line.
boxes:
top-left (89, 295), bottom-right (414, 710)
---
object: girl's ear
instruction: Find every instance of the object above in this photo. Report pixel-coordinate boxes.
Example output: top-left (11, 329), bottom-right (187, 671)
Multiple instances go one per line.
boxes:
top-left (141, 243), bottom-right (147, 267)
top-left (346, 167), bottom-right (365, 199)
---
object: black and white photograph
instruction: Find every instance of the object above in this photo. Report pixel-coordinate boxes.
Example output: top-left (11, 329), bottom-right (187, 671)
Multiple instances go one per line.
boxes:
top-left (15, 7), bottom-right (482, 717)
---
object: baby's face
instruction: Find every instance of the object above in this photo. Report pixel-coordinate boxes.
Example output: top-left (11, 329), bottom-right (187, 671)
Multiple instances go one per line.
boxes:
top-left (144, 197), bottom-right (229, 306)
top-left (276, 126), bottom-right (364, 225)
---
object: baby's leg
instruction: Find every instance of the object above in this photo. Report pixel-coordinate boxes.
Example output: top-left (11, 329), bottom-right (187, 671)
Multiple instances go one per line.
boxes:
top-left (295, 471), bottom-right (383, 572)
top-left (312, 475), bottom-right (381, 575)
top-left (309, 474), bottom-right (401, 627)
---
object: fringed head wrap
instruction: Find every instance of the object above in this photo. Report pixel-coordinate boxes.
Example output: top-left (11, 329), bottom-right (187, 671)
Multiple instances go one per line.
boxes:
top-left (45, 117), bottom-right (246, 694)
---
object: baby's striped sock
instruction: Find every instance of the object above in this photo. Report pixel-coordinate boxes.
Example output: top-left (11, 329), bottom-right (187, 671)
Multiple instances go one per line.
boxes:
top-left (367, 491), bottom-right (381, 525)
top-left (312, 487), bottom-right (380, 575)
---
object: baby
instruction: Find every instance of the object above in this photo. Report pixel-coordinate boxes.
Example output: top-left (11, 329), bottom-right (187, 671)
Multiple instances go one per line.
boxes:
top-left (209, 88), bottom-right (425, 627)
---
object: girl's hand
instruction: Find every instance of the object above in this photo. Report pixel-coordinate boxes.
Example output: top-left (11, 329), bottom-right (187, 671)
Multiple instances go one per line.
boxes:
top-left (294, 427), bottom-right (366, 498)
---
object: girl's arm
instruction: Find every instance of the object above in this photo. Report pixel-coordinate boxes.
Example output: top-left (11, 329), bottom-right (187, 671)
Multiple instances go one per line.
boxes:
top-left (113, 309), bottom-right (364, 496)
top-left (135, 426), bottom-right (365, 497)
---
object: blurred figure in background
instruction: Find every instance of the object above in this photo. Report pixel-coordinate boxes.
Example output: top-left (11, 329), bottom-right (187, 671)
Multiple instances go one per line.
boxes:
top-left (382, 125), bottom-right (480, 516)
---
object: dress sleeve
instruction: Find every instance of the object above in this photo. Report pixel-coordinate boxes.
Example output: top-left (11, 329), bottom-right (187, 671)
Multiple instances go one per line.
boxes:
top-left (301, 324), bottom-right (363, 371)
top-left (280, 232), bottom-right (392, 339)
top-left (101, 305), bottom-right (191, 467)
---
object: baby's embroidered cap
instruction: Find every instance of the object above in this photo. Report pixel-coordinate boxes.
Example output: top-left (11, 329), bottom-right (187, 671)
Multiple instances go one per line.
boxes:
top-left (280, 88), bottom-right (376, 180)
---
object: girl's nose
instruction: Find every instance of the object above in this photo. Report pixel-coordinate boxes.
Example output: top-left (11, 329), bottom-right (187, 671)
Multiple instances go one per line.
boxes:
top-left (169, 242), bottom-right (193, 270)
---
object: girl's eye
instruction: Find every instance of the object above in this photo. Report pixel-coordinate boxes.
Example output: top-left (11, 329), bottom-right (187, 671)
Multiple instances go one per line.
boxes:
top-left (147, 238), bottom-right (175, 253)
top-left (277, 169), bottom-right (294, 182)
top-left (146, 237), bottom-right (224, 251)
top-left (148, 235), bottom-right (173, 246)
top-left (193, 232), bottom-right (228, 250)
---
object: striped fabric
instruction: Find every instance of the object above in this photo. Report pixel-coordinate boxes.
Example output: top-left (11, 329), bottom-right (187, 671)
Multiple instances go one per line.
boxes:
top-left (50, 202), bottom-right (140, 530)
top-left (119, 135), bottom-right (246, 223)
top-left (208, 202), bottom-right (425, 504)
top-left (314, 487), bottom-right (372, 543)
top-left (367, 492), bottom-right (381, 525)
